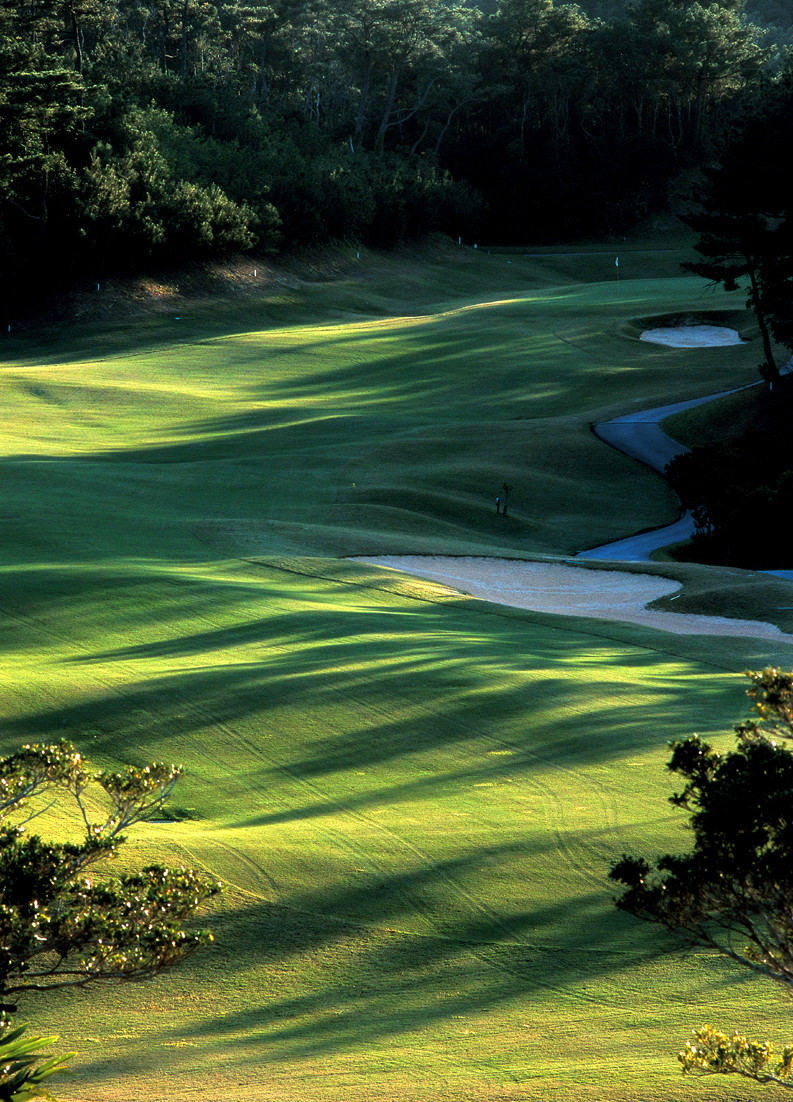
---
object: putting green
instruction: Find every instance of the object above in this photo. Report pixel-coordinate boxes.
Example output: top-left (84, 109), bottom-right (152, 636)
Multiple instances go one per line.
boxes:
top-left (2, 244), bottom-right (791, 1102)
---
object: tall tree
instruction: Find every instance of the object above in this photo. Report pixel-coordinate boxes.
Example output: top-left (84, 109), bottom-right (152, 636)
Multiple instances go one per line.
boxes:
top-left (626, 0), bottom-right (767, 151)
top-left (682, 76), bottom-right (793, 383)
top-left (479, 0), bottom-right (591, 155)
top-left (333, 0), bottom-right (473, 150)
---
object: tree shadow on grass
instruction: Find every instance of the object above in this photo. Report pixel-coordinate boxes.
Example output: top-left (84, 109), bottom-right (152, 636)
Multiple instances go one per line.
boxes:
top-left (0, 637), bottom-right (726, 780)
top-left (74, 843), bottom-right (687, 1077)
top-left (0, 559), bottom-right (745, 810)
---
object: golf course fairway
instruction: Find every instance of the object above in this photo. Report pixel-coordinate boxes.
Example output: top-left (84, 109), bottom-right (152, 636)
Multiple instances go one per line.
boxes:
top-left (2, 241), bottom-right (792, 1101)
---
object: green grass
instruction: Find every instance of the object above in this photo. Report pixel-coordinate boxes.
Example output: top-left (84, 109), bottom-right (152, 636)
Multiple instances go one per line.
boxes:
top-left (2, 239), bottom-right (793, 1101)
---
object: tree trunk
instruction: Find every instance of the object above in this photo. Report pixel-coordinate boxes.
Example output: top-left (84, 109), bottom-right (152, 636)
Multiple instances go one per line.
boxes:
top-left (354, 67), bottom-right (370, 138)
top-left (68, 5), bottom-right (84, 72)
top-left (519, 90), bottom-right (532, 161)
top-left (180, 0), bottom-right (189, 79)
top-left (376, 68), bottom-right (401, 150)
top-left (37, 164), bottom-right (49, 257)
top-left (692, 73), bottom-right (706, 150)
top-left (747, 259), bottom-right (781, 383)
top-left (410, 118), bottom-right (430, 155)
top-left (434, 102), bottom-right (460, 154)
top-left (259, 42), bottom-right (269, 103)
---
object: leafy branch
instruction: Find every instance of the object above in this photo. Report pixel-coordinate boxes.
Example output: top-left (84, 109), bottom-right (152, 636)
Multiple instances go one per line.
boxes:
top-left (0, 1022), bottom-right (74, 1102)
top-left (0, 741), bottom-right (220, 1005)
top-left (679, 1026), bottom-right (793, 1089)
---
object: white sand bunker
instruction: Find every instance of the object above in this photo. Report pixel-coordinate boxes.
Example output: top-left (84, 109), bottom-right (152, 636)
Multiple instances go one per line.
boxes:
top-left (353, 556), bottom-right (793, 643)
top-left (640, 325), bottom-right (743, 348)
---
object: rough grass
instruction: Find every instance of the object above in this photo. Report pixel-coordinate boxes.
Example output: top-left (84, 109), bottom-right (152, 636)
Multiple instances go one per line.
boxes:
top-left (2, 239), bottom-right (793, 1102)
top-left (664, 370), bottom-right (793, 451)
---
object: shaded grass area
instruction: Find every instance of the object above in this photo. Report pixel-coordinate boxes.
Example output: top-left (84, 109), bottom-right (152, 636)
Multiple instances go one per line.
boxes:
top-left (2, 241), bottom-right (792, 1101)
top-left (664, 370), bottom-right (793, 451)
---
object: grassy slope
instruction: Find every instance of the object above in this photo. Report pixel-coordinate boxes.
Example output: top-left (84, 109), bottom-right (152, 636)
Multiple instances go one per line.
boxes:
top-left (2, 240), bottom-right (793, 1101)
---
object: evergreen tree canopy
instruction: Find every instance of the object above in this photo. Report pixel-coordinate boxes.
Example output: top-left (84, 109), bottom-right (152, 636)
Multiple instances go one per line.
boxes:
top-left (0, 0), bottom-right (787, 304)
top-left (611, 668), bottom-right (793, 983)
top-left (611, 668), bottom-right (793, 1086)
top-left (683, 77), bottom-right (793, 381)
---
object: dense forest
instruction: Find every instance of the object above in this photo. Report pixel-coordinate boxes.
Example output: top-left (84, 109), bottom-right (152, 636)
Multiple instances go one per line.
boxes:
top-left (0, 0), bottom-right (790, 304)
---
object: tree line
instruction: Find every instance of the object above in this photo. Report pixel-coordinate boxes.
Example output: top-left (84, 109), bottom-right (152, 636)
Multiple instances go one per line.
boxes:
top-left (0, 0), bottom-right (788, 305)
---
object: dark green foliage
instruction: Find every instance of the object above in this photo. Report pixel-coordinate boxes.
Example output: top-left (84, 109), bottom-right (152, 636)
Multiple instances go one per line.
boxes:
top-left (611, 668), bottom-right (793, 990)
top-left (78, 106), bottom-right (263, 265)
top-left (0, 1022), bottom-right (73, 1101)
top-left (241, 128), bottom-right (481, 248)
top-left (448, 0), bottom-right (771, 242)
top-left (611, 668), bottom-right (793, 1086)
top-left (0, 0), bottom-right (787, 301)
top-left (0, 739), bottom-right (218, 1097)
top-left (682, 75), bottom-right (793, 381)
top-left (665, 432), bottom-right (793, 568)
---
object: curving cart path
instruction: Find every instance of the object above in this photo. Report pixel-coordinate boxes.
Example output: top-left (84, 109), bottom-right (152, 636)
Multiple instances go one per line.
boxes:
top-left (578, 383), bottom-right (793, 581)
top-left (576, 388), bottom-right (746, 563)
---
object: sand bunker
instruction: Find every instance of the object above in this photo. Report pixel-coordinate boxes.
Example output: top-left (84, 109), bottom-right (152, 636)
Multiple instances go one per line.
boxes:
top-left (353, 556), bottom-right (793, 643)
top-left (640, 325), bottom-right (743, 348)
